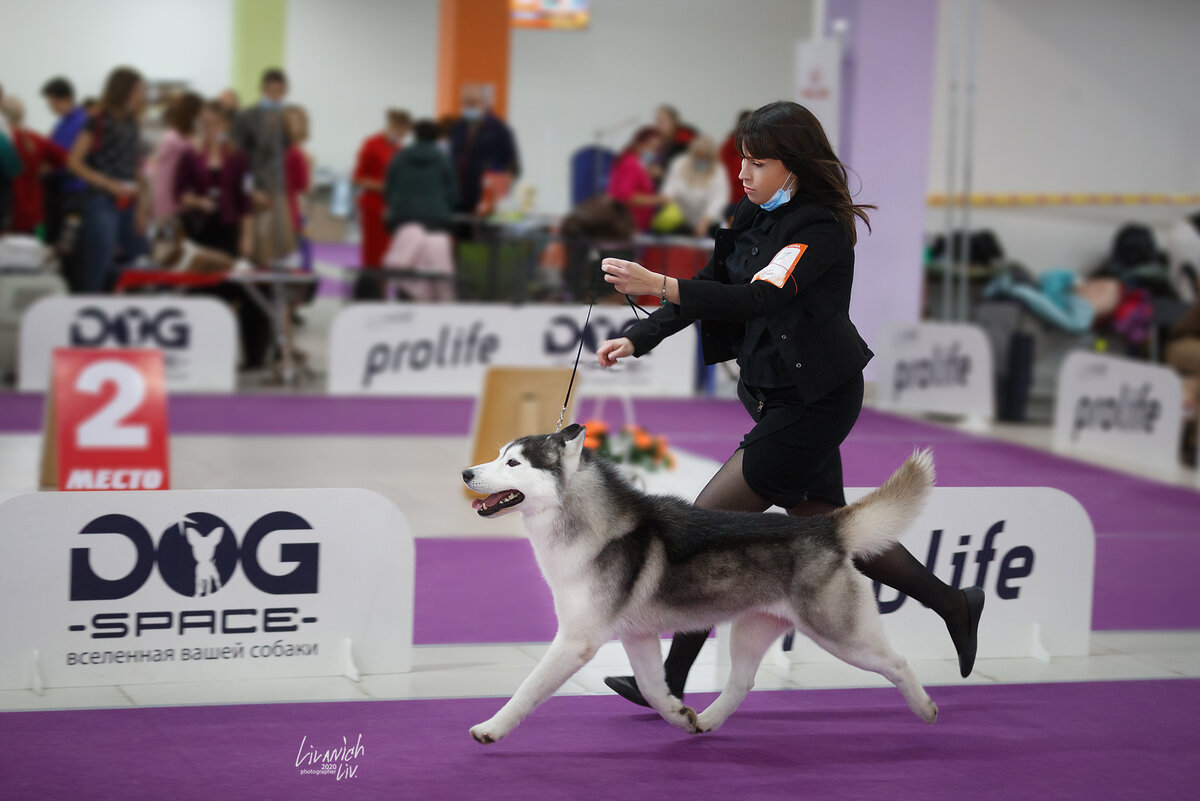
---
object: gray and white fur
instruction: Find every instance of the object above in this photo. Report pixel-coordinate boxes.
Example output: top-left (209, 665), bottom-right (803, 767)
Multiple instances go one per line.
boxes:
top-left (461, 423), bottom-right (938, 744)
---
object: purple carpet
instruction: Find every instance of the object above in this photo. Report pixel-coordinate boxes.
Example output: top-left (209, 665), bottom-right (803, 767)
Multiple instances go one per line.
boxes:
top-left (2, 680), bottom-right (1196, 800)
top-left (3, 392), bottom-right (1198, 631)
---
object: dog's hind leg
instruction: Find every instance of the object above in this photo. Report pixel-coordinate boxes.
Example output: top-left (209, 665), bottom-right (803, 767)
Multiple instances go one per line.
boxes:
top-left (804, 594), bottom-right (939, 724)
top-left (469, 631), bottom-right (601, 744)
top-left (694, 613), bottom-right (792, 733)
top-left (621, 632), bottom-right (701, 734)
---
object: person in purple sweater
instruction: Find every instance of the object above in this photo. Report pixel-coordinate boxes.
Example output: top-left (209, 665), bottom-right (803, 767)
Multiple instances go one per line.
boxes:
top-left (173, 101), bottom-right (252, 258)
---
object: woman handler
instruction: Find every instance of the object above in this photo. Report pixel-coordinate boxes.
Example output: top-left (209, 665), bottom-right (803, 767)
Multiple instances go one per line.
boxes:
top-left (596, 101), bottom-right (985, 708)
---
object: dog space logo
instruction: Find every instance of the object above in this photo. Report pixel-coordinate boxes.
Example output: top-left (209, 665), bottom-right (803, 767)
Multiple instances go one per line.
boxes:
top-left (155, 513), bottom-right (239, 597)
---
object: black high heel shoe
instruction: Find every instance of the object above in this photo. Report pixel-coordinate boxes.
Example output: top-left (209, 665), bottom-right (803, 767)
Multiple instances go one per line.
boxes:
top-left (956, 587), bottom-right (986, 678)
top-left (603, 675), bottom-right (652, 708)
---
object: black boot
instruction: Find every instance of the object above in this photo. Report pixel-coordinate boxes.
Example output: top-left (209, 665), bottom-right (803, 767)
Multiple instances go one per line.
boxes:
top-left (604, 630), bottom-right (710, 708)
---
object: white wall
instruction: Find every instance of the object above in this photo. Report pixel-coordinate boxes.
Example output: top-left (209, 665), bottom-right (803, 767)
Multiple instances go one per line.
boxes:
top-left (509, 0), bottom-right (815, 214)
top-left (928, 0), bottom-right (1200, 273)
top-left (0, 0), bottom-right (232, 134)
top-left (284, 0), bottom-right (438, 174)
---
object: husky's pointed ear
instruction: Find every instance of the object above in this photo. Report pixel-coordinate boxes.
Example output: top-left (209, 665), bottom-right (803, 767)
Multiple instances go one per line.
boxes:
top-left (558, 423), bottom-right (586, 442)
top-left (558, 424), bottom-right (586, 473)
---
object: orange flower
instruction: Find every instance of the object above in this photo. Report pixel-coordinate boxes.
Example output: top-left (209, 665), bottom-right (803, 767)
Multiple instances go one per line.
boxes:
top-left (584, 436), bottom-right (601, 450)
top-left (633, 431), bottom-right (652, 449)
top-left (584, 419), bottom-right (608, 435)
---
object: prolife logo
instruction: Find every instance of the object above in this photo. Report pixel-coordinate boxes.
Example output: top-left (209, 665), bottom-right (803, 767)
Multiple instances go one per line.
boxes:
top-left (70, 306), bottom-right (191, 349)
top-left (361, 320), bottom-right (500, 387)
top-left (874, 520), bottom-right (1035, 614)
top-left (1071, 381), bottom-right (1161, 441)
top-left (69, 511), bottom-right (319, 601)
top-left (543, 314), bottom-right (636, 356)
top-left (892, 341), bottom-right (971, 398)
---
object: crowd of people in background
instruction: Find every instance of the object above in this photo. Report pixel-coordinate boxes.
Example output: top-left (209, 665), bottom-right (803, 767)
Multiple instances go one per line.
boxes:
top-left (1, 63), bottom-right (748, 306)
top-left (0, 66), bottom-right (317, 298)
top-left (604, 104), bottom-right (750, 237)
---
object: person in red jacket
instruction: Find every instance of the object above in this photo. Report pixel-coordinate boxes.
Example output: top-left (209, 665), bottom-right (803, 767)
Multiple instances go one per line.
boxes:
top-left (0, 95), bottom-right (67, 234)
top-left (353, 109), bottom-right (411, 268)
top-left (719, 110), bottom-right (753, 208)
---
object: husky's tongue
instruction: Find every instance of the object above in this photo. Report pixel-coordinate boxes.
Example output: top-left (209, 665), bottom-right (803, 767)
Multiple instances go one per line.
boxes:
top-left (472, 491), bottom-right (513, 511)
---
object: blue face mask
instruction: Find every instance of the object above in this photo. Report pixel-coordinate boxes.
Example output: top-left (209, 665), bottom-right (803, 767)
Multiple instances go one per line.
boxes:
top-left (641, 151), bottom-right (657, 167)
top-left (461, 106), bottom-right (483, 122)
top-left (260, 99), bottom-right (283, 111)
top-left (759, 174), bottom-right (794, 211)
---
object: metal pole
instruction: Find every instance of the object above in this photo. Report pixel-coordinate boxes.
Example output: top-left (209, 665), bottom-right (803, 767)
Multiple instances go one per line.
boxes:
top-left (942, 0), bottom-right (962, 321)
top-left (957, 0), bottom-right (980, 322)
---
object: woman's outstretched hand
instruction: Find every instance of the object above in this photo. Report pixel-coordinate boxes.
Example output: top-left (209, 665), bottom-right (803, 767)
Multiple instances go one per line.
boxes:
top-left (597, 337), bottom-right (635, 367)
top-left (602, 258), bottom-right (658, 296)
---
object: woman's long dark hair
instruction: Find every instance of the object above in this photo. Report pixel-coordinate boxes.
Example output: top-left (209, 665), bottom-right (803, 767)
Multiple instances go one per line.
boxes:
top-left (97, 66), bottom-right (143, 119)
top-left (735, 101), bottom-right (874, 245)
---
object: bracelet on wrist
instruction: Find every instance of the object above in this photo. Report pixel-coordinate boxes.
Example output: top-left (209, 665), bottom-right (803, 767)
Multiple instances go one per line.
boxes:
top-left (659, 274), bottom-right (668, 306)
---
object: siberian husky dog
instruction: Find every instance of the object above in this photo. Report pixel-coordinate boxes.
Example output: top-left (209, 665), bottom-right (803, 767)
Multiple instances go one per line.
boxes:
top-left (461, 424), bottom-right (939, 744)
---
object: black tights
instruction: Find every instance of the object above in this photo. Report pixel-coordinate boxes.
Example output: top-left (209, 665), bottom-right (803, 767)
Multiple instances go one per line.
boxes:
top-left (660, 449), bottom-right (969, 698)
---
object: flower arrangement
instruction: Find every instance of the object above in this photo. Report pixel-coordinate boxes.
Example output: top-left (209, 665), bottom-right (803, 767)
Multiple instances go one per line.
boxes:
top-left (583, 419), bottom-right (676, 472)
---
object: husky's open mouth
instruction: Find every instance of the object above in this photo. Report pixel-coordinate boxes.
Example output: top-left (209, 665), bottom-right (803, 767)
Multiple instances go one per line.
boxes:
top-left (472, 490), bottom-right (525, 516)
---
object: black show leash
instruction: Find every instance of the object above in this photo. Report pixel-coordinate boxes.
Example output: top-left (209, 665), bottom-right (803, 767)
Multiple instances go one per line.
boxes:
top-left (554, 265), bottom-right (657, 433)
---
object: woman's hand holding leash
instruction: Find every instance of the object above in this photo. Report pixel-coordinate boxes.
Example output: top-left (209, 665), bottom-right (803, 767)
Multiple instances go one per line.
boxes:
top-left (602, 258), bottom-right (681, 305)
top-left (597, 337), bottom-right (634, 367)
top-left (602, 258), bottom-right (655, 294)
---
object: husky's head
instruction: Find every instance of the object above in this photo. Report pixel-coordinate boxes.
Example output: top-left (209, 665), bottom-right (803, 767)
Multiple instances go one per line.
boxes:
top-left (462, 424), bottom-right (587, 518)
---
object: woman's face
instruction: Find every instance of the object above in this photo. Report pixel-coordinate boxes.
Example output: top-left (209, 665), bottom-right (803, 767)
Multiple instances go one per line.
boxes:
top-left (285, 109), bottom-right (306, 143)
top-left (197, 107), bottom-right (224, 142)
top-left (738, 154), bottom-right (791, 206)
top-left (654, 108), bottom-right (675, 137)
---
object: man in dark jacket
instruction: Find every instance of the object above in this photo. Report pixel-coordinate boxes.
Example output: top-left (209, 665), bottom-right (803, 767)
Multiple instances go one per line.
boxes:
top-left (448, 83), bottom-right (520, 215)
top-left (384, 119), bottom-right (458, 232)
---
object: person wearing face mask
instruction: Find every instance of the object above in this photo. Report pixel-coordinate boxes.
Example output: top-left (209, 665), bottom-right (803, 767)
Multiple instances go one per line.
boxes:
top-left (596, 101), bottom-right (986, 708)
top-left (232, 68), bottom-right (295, 263)
top-left (353, 109), bottom-right (412, 268)
top-left (659, 134), bottom-right (729, 237)
top-left (606, 126), bottom-right (669, 233)
top-left (448, 83), bottom-right (520, 216)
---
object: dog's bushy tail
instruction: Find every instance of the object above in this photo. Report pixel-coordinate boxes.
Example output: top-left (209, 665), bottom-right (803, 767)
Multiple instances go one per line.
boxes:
top-left (834, 449), bottom-right (935, 558)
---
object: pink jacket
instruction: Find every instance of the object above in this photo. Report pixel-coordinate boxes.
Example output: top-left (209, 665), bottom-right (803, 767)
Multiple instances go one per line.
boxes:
top-left (147, 129), bottom-right (189, 222)
top-left (606, 152), bottom-right (657, 231)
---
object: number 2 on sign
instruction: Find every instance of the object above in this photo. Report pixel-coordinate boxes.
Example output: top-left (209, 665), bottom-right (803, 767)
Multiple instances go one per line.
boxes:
top-left (75, 360), bottom-right (150, 448)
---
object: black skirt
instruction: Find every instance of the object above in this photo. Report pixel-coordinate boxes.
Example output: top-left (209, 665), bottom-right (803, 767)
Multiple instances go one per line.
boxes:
top-left (735, 373), bottom-right (864, 509)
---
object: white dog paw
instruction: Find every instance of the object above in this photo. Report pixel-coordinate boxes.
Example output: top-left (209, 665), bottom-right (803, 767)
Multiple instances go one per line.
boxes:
top-left (469, 721), bottom-right (505, 744)
top-left (672, 705), bottom-right (703, 735)
top-left (919, 699), bottom-right (938, 725)
top-left (694, 711), bottom-right (721, 734)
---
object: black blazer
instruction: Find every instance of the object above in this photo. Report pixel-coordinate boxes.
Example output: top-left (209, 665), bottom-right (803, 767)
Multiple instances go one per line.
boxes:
top-left (625, 197), bottom-right (873, 403)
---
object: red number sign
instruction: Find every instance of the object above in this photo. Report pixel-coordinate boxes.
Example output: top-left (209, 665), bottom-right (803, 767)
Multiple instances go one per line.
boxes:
top-left (52, 348), bottom-right (170, 491)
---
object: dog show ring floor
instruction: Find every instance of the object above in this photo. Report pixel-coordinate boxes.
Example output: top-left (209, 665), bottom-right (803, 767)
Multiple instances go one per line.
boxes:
top-left (1, 393), bottom-right (1199, 799)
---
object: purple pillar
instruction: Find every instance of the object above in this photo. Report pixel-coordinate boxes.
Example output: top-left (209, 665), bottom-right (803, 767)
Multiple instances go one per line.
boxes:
top-left (826, 0), bottom-right (938, 371)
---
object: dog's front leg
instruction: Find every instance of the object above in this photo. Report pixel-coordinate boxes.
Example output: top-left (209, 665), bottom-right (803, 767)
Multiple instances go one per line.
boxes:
top-left (621, 632), bottom-right (701, 734)
top-left (470, 633), bottom-right (599, 744)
